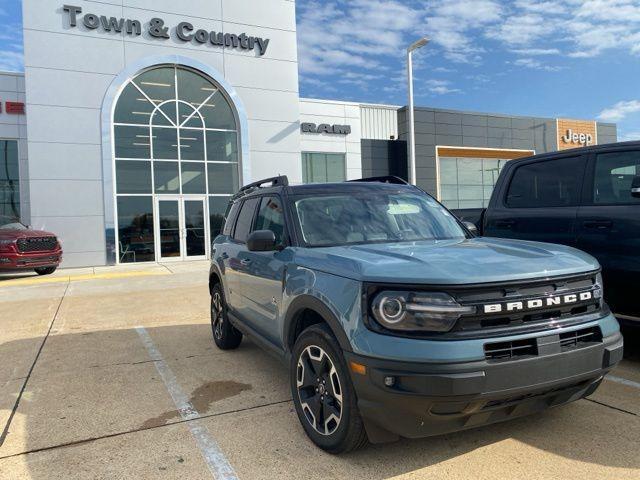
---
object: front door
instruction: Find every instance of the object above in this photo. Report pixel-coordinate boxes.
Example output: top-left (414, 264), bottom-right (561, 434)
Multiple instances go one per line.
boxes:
top-left (155, 196), bottom-right (208, 262)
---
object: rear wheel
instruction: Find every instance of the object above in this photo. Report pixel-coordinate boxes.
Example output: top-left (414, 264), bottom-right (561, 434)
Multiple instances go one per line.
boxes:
top-left (34, 266), bottom-right (56, 276)
top-left (210, 283), bottom-right (242, 350)
top-left (290, 324), bottom-right (368, 453)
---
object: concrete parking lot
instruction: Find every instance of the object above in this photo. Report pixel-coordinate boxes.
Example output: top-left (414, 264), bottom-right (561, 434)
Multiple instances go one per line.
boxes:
top-left (0, 262), bottom-right (639, 480)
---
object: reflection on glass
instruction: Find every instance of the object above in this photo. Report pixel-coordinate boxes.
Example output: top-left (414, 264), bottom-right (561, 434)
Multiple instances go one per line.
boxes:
top-left (177, 68), bottom-right (216, 107)
top-left (134, 68), bottom-right (176, 105)
top-left (180, 129), bottom-right (205, 160)
top-left (152, 127), bottom-right (178, 159)
top-left (184, 200), bottom-right (206, 256)
top-left (115, 126), bottom-right (150, 159)
top-left (154, 162), bottom-right (180, 194)
top-left (114, 83), bottom-right (154, 125)
top-left (182, 163), bottom-right (206, 194)
top-left (116, 161), bottom-right (152, 194)
top-left (0, 140), bottom-right (20, 219)
top-left (302, 153), bottom-right (346, 183)
top-left (209, 196), bottom-right (230, 239)
top-left (438, 157), bottom-right (509, 209)
top-left (206, 131), bottom-right (238, 162)
top-left (207, 163), bottom-right (239, 194)
top-left (117, 196), bottom-right (155, 263)
top-left (201, 91), bottom-right (236, 130)
top-left (179, 102), bottom-right (203, 128)
top-left (158, 200), bottom-right (181, 258)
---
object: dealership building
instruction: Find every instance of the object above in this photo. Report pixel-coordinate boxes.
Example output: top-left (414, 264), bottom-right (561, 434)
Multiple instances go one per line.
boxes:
top-left (0, 1), bottom-right (617, 267)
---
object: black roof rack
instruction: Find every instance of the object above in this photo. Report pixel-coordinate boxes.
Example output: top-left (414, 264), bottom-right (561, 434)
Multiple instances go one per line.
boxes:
top-left (349, 176), bottom-right (409, 185)
top-left (233, 175), bottom-right (289, 199)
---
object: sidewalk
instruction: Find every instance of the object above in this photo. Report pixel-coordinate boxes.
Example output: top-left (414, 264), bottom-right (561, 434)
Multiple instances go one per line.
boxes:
top-left (0, 260), bottom-right (211, 287)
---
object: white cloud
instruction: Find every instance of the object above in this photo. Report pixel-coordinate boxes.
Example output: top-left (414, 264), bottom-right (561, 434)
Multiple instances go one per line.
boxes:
top-left (423, 79), bottom-right (461, 95)
top-left (424, 0), bottom-right (503, 63)
top-left (512, 57), bottom-right (562, 71)
top-left (0, 50), bottom-right (23, 72)
top-left (510, 48), bottom-right (560, 55)
top-left (618, 130), bottom-right (640, 142)
top-left (297, 0), bottom-right (419, 75)
top-left (598, 100), bottom-right (640, 122)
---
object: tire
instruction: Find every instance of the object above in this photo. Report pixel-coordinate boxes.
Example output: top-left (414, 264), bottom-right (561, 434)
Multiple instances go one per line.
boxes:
top-left (290, 323), bottom-right (368, 453)
top-left (210, 283), bottom-right (242, 350)
top-left (34, 266), bottom-right (56, 276)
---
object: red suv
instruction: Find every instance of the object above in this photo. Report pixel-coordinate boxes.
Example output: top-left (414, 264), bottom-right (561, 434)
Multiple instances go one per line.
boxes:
top-left (0, 216), bottom-right (62, 275)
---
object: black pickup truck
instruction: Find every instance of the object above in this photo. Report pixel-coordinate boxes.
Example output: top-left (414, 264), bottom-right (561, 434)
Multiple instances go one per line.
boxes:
top-left (453, 141), bottom-right (640, 324)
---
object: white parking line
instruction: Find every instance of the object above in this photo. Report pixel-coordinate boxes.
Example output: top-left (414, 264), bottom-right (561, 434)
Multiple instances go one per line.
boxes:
top-left (606, 374), bottom-right (640, 390)
top-left (136, 326), bottom-right (238, 480)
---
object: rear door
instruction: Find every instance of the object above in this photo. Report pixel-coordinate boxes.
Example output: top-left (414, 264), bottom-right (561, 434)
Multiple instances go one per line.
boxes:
top-left (576, 148), bottom-right (640, 318)
top-left (484, 155), bottom-right (587, 246)
top-left (224, 197), bottom-right (259, 316)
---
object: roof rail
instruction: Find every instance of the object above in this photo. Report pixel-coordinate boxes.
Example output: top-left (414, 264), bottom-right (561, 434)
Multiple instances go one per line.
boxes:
top-left (349, 175), bottom-right (409, 185)
top-left (234, 175), bottom-right (289, 198)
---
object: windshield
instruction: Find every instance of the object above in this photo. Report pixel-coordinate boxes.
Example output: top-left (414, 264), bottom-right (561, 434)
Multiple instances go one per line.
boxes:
top-left (0, 216), bottom-right (26, 230)
top-left (293, 192), bottom-right (467, 247)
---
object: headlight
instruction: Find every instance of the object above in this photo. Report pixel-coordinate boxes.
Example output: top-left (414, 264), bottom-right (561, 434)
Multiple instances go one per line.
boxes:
top-left (595, 273), bottom-right (604, 300)
top-left (371, 291), bottom-right (476, 332)
top-left (0, 239), bottom-right (15, 252)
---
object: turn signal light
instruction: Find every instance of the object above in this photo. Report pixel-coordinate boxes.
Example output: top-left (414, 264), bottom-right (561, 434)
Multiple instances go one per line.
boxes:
top-left (350, 361), bottom-right (367, 376)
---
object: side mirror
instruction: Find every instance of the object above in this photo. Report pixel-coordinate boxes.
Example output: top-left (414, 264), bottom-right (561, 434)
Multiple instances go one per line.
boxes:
top-left (247, 230), bottom-right (277, 252)
top-left (463, 221), bottom-right (478, 236)
top-left (631, 176), bottom-right (640, 198)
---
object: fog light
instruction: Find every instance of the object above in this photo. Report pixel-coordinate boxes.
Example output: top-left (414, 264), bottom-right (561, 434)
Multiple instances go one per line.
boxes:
top-left (384, 376), bottom-right (396, 387)
top-left (0, 257), bottom-right (10, 264)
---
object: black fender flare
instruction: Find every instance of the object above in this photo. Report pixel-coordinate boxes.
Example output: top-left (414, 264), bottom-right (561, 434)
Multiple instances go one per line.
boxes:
top-left (283, 295), bottom-right (352, 354)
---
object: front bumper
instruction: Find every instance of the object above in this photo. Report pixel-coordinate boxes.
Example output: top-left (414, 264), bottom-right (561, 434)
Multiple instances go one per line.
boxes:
top-left (346, 330), bottom-right (623, 442)
top-left (0, 249), bottom-right (62, 270)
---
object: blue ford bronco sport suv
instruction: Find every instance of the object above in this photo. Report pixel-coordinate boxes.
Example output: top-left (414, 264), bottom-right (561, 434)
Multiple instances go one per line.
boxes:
top-left (209, 175), bottom-right (623, 453)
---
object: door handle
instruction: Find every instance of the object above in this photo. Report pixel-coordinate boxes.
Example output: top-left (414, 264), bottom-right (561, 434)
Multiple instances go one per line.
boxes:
top-left (583, 220), bottom-right (612, 230)
top-left (495, 220), bottom-right (515, 228)
top-left (220, 252), bottom-right (229, 260)
top-left (240, 259), bottom-right (252, 266)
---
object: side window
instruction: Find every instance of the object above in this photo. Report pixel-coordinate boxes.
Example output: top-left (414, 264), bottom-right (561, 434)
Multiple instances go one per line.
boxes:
top-left (593, 151), bottom-right (640, 205)
top-left (254, 196), bottom-right (286, 245)
top-left (221, 201), bottom-right (241, 236)
top-left (232, 197), bottom-right (259, 243)
top-left (506, 156), bottom-right (585, 208)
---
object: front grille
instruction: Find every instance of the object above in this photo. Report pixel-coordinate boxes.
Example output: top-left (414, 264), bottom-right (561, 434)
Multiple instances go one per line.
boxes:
top-left (484, 326), bottom-right (603, 362)
top-left (17, 237), bottom-right (58, 252)
top-left (452, 272), bottom-right (603, 336)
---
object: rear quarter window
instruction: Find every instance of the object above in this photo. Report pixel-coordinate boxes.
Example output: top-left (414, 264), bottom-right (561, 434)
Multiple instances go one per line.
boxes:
top-left (222, 201), bottom-right (241, 236)
top-left (506, 156), bottom-right (585, 208)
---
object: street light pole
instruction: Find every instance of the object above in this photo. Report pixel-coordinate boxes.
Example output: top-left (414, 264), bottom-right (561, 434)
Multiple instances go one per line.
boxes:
top-left (407, 37), bottom-right (429, 186)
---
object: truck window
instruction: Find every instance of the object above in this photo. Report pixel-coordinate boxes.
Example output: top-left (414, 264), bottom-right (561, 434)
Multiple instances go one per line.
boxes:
top-left (506, 156), bottom-right (584, 208)
top-left (254, 196), bottom-right (286, 245)
top-left (232, 197), bottom-right (259, 243)
top-left (593, 151), bottom-right (640, 205)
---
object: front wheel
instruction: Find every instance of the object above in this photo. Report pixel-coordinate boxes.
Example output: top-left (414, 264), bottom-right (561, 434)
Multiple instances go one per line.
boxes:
top-left (34, 266), bottom-right (56, 276)
top-left (290, 324), bottom-right (368, 453)
top-left (210, 283), bottom-right (242, 350)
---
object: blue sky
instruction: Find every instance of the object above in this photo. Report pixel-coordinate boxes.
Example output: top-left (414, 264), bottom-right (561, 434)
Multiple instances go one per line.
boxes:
top-left (2, 1), bottom-right (640, 139)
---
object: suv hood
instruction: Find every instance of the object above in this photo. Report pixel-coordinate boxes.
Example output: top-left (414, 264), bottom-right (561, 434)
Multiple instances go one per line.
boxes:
top-left (293, 237), bottom-right (599, 284)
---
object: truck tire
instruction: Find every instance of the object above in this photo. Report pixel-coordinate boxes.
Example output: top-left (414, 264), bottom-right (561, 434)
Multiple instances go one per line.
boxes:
top-left (290, 323), bottom-right (368, 453)
top-left (210, 283), bottom-right (242, 350)
top-left (34, 266), bottom-right (57, 275)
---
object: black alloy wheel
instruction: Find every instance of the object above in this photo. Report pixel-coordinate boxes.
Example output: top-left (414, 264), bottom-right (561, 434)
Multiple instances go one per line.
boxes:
top-left (290, 324), bottom-right (368, 453)
top-left (296, 344), bottom-right (344, 436)
top-left (210, 283), bottom-right (242, 350)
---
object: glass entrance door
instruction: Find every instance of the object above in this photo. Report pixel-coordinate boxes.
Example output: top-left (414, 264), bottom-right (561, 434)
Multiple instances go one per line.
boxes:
top-left (155, 196), bottom-right (208, 262)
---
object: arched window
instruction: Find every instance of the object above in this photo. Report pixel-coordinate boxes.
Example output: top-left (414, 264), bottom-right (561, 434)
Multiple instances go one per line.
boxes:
top-left (112, 65), bottom-right (240, 263)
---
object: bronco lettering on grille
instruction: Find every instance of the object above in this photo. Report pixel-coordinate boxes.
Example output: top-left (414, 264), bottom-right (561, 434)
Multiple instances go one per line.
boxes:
top-left (483, 290), bottom-right (596, 314)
